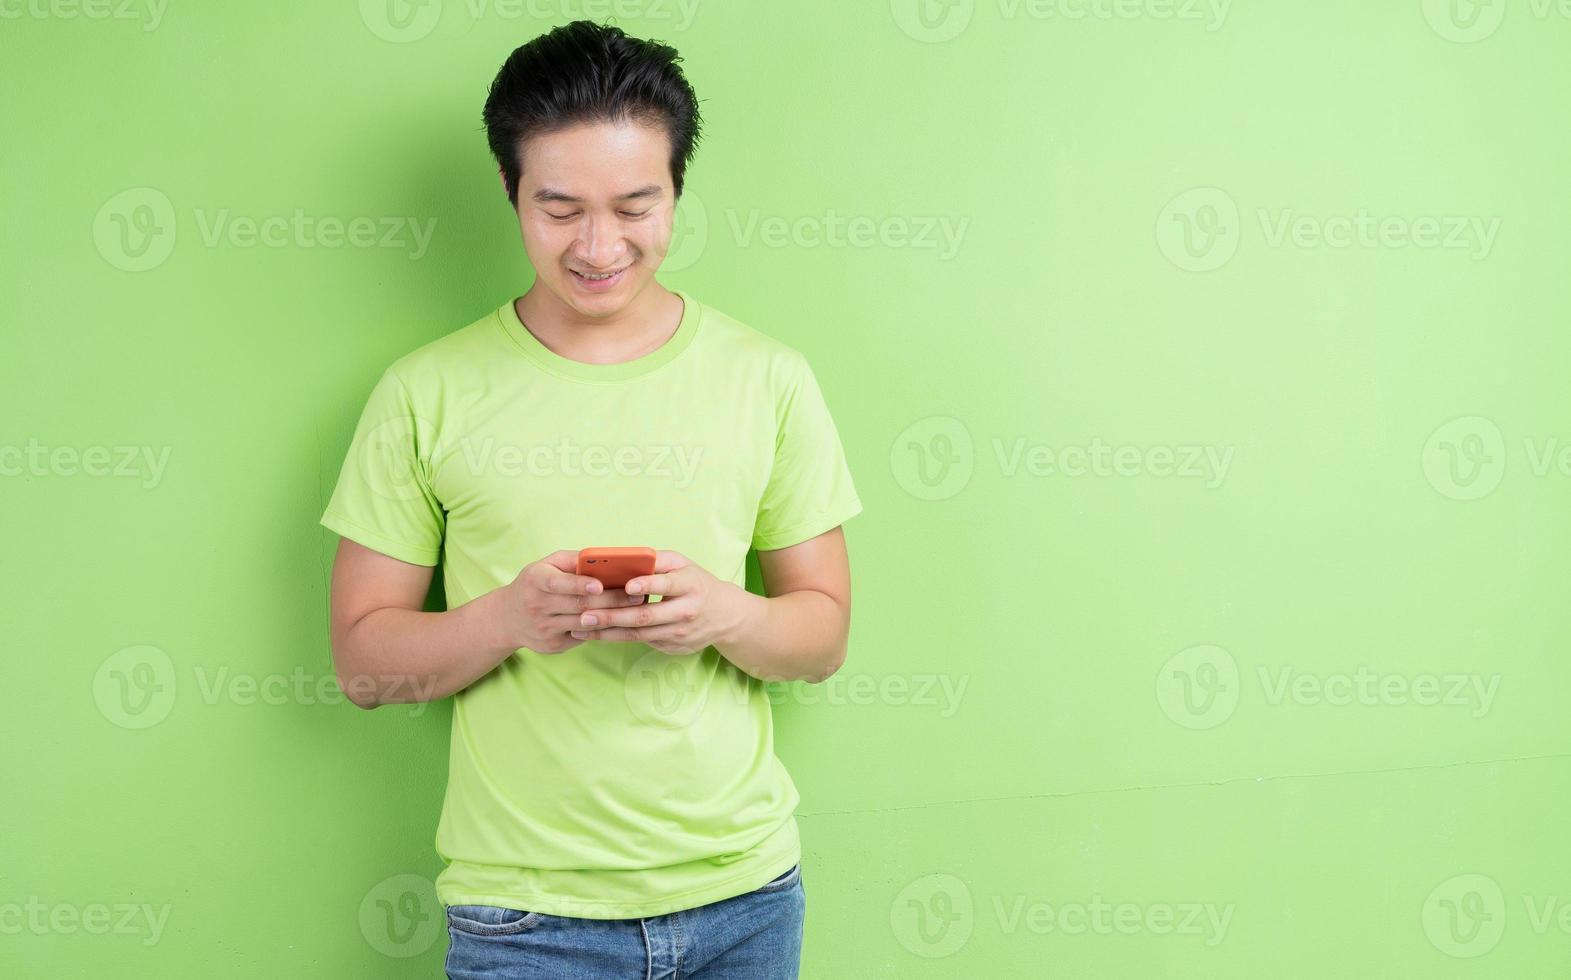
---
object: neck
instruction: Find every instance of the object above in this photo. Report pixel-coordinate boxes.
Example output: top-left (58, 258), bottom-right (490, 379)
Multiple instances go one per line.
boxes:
top-left (514, 280), bottom-right (681, 366)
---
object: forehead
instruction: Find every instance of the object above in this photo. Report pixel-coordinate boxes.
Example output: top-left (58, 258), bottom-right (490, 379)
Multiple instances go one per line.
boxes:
top-left (518, 117), bottom-right (671, 195)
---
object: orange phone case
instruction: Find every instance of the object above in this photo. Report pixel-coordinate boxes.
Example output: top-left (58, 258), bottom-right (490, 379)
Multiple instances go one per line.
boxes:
top-left (576, 547), bottom-right (656, 589)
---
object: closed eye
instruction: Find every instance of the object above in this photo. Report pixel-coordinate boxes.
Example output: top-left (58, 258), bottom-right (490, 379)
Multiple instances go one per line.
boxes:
top-left (546, 210), bottom-right (651, 221)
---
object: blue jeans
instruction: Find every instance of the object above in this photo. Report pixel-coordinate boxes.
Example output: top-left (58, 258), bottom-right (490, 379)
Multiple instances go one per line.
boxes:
top-left (443, 863), bottom-right (805, 979)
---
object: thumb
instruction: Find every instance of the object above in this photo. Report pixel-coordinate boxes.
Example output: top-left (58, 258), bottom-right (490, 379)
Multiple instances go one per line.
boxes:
top-left (541, 549), bottom-right (582, 573)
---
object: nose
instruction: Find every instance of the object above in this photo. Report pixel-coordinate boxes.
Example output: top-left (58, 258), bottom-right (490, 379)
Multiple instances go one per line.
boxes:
top-left (575, 214), bottom-right (630, 270)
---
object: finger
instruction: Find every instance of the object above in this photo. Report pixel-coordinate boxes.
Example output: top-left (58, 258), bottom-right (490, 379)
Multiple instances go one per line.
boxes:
top-left (650, 550), bottom-right (691, 574)
top-left (625, 570), bottom-right (682, 596)
top-left (543, 593), bottom-right (643, 623)
top-left (540, 550), bottom-right (582, 573)
top-left (539, 567), bottom-right (605, 596)
top-left (580, 589), bottom-right (648, 609)
top-left (570, 626), bottom-right (646, 642)
top-left (576, 598), bottom-right (691, 630)
top-left (536, 550), bottom-right (604, 594)
top-left (569, 625), bottom-right (690, 645)
top-left (550, 612), bottom-right (608, 632)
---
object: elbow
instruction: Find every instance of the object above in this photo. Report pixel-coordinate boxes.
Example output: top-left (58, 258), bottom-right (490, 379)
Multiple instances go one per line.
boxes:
top-left (805, 643), bottom-right (847, 685)
top-left (330, 644), bottom-right (383, 710)
top-left (336, 669), bottom-right (383, 710)
top-left (346, 684), bottom-right (382, 711)
top-left (804, 605), bottom-right (851, 684)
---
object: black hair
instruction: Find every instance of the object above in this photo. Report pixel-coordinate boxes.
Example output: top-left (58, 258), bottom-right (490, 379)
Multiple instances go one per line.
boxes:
top-left (482, 20), bottom-right (703, 208)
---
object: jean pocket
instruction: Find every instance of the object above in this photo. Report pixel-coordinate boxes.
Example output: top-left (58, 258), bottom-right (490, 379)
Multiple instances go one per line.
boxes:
top-left (753, 863), bottom-right (801, 894)
top-left (445, 904), bottom-right (546, 937)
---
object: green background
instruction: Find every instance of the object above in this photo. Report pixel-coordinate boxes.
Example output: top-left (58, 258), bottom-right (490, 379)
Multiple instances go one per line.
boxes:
top-left (5, 0), bottom-right (1569, 976)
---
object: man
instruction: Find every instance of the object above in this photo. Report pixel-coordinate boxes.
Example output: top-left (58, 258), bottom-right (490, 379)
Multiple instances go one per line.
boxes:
top-left (320, 19), bottom-right (861, 978)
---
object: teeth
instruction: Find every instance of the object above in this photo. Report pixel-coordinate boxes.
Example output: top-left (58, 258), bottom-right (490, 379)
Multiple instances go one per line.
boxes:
top-left (578, 270), bottom-right (619, 281)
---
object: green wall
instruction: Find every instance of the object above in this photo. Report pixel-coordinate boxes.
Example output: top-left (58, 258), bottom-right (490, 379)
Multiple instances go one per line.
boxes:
top-left (5, 1), bottom-right (1569, 976)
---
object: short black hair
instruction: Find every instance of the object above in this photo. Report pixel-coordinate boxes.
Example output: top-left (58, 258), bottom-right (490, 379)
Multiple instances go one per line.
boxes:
top-left (482, 20), bottom-right (704, 208)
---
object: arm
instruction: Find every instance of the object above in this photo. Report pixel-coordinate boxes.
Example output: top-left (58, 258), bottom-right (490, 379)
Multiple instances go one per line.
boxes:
top-left (327, 538), bottom-right (643, 708)
top-left (716, 526), bottom-right (853, 684)
top-left (327, 538), bottom-right (513, 708)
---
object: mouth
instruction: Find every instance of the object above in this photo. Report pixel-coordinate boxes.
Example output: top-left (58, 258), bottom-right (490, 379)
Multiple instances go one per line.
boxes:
top-left (569, 266), bottom-right (629, 290)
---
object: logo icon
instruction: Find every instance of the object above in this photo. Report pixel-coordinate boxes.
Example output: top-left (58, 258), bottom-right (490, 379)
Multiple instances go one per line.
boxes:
top-left (658, 191), bottom-right (708, 273)
top-left (360, 0), bottom-right (442, 42)
top-left (1156, 644), bottom-right (1239, 729)
top-left (891, 416), bottom-right (973, 501)
top-left (890, 0), bottom-right (975, 43)
top-left (623, 649), bottom-right (710, 728)
top-left (1157, 187), bottom-right (1240, 272)
top-left (359, 413), bottom-right (438, 503)
top-left (890, 873), bottom-right (973, 957)
top-left (1422, 0), bottom-right (1505, 43)
top-left (94, 188), bottom-right (176, 272)
top-left (1422, 416), bottom-right (1505, 501)
top-left (1423, 873), bottom-right (1505, 957)
top-left (359, 873), bottom-right (442, 957)
top-left (93, 645), bottom-right (177, 729)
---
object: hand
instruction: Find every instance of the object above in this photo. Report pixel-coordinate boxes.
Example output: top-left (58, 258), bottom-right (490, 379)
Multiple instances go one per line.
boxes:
top-left (480, 549), bottom-right (647, 654)
top-left (568, 550), bottom-right (745, 655)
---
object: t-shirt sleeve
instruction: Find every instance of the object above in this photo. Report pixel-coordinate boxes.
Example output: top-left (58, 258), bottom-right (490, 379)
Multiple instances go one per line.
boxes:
top-left (319, 368), bottom-right (445, 566)
top-left (751, 353), bottom-right (864, 552)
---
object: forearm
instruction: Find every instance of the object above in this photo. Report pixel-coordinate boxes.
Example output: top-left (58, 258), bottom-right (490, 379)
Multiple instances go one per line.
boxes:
top-left (334, 593), bottom-right (515, 708)
top-left (714, 587), bottom-right (849, 684)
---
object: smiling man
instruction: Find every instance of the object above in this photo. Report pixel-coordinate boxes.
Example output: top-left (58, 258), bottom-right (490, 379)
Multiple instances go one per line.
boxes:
top-left (319, 20), bottom-right (862, 980)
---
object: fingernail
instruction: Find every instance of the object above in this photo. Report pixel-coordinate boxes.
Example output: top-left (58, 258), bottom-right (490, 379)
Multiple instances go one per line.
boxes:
top-left (583, 615), bottom-right (597, 626)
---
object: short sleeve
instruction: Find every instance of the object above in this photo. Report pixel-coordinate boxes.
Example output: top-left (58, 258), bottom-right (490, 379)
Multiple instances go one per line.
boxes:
top-left (751, 354), bottom-right (863, 551)
top-left (319, 368), bottom-right (445, 566)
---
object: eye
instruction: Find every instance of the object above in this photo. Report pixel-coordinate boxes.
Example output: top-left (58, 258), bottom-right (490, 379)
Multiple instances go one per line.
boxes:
top-left (622, 209), bottom-right (652, 219)
top-left (546, 212), bottom-right (579, 221)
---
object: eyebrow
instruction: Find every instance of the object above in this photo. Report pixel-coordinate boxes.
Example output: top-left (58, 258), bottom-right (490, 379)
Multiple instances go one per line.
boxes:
top-left (531, 184), bottom-right (664, 205)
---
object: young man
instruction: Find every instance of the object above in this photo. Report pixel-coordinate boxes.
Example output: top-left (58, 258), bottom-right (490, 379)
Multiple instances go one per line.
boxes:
top-left (320, 20), bottom-right (861, 978)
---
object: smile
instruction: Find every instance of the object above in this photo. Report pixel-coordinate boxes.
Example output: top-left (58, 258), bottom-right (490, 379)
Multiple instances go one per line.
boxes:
top-left (570, 266), bottom-right (629, 289)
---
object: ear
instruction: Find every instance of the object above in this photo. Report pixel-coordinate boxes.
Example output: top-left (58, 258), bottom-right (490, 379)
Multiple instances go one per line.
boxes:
top-left (498, 168), bottom-right (520, 211)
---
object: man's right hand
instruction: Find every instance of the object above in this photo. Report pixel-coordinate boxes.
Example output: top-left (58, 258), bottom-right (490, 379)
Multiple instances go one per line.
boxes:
top-left (480, 549), bottom-right (647, 654)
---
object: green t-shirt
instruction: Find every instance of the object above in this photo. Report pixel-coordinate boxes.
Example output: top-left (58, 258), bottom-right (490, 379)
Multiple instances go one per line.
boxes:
top-left (319, 289), bottom-right (862, 918)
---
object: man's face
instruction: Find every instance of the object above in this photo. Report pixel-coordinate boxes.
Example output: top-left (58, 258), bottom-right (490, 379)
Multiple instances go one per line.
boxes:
top-left (508, 118), bottom-right (676, 316)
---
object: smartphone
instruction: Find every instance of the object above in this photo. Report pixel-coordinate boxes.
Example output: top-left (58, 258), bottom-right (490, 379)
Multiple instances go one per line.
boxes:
top-left (576, 547), bottom-right (656, 590)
